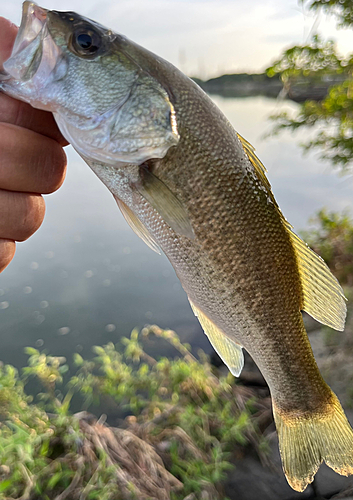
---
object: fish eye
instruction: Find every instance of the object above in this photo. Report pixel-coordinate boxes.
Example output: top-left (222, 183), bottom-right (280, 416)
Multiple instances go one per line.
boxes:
top-left (77, 33), bottom-right (94, 50)
top-left (70, 28), bottom-right (102, 57)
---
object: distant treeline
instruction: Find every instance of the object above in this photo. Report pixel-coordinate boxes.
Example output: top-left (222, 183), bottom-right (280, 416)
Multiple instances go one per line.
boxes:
top-left (194, 72), bottom-right (279, 86)
top-left (193, 72), bottom-right (346, 102)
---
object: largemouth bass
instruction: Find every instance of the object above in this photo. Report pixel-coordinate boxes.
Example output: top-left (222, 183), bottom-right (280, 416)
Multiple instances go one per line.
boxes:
top-left (1, 2), bottom-right (352, 491)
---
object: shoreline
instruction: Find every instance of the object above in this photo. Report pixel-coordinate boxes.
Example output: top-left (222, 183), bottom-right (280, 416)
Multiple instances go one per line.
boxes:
top-left (193, 72), bottom-right (348, 102)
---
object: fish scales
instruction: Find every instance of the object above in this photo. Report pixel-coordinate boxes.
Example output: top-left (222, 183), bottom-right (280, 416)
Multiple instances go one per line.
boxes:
top-left (129, 79), bottom-right (327, 411)
top-left (1, 2), bottom-right (352, 491)
top-left (92, 72), bottom-right (331, 412)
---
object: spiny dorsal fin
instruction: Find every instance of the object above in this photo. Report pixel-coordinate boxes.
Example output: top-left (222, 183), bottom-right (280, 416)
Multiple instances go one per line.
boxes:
top-left (114, 196), bottom-right (161, 254)
top-left (237, 133), bottom-right (347, 331)
top-left (237, 132), bottom-right (290, 225)
top-left (237, 133), bottom-right (272, 197)
top-left (189, 300), bottom-right (244, 376)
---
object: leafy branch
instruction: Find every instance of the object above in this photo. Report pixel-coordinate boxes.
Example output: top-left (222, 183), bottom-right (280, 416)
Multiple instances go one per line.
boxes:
top-left (302, 0), bottom-right (353, 28)
top-left (266, 34), bottom-right (353, 170)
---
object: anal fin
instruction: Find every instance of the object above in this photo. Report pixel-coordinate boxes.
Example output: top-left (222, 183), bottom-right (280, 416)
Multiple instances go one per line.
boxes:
top-left (189, 300), bottom-right (244, 376)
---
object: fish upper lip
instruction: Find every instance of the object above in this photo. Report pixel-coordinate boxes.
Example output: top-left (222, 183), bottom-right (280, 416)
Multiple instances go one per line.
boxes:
top-left (11, 1), bottom-right (47, 58)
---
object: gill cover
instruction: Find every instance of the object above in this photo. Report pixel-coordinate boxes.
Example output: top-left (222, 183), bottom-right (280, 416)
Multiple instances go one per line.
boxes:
top-left (0, 2), bottom-right (180, 166)
top-left (54, 74), bottom-right (179, 166)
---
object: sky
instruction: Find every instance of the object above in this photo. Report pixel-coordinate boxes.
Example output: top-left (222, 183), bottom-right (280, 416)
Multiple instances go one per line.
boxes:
top-left (0, 0), bottom-right (353, 79)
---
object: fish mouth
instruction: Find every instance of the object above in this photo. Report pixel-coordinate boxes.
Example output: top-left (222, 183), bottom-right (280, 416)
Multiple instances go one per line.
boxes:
top-left (3, 1), bottom-right (48, 80)
top-left (12, 2), bottom-right (47, 57)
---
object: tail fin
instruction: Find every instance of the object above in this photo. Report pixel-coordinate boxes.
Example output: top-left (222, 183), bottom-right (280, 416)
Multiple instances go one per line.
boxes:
top-left (273, 392), bottom-right (353, 492)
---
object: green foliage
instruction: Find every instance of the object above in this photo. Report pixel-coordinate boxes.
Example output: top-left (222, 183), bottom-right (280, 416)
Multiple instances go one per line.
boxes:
top-left (267, 0), bottom-right (353, 171)
top-left (0, 362), bottom-right (123, 498)
top-left (303, 0), bottom-right (353, 28)
top-left (266, 34), bottom-right (353, 169)
top-left (266, 35), bottom-right (346, 81)
top-left (22, 348), bottom-right (71, 412)
top-left (0, 326), bottom-right (268, 500)
top-left (301, 209), bottom-right (353, 286)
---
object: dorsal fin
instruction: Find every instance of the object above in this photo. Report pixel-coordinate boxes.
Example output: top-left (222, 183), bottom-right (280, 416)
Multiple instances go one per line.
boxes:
top-left (237, 133), bottom-right (273, 199)
top-left (237, 133), bottom-right (347, 331)
top-left (237, 132), bottom-right (289, 224)
top-left (114, 196), bottom-right (161, 254)
top-left (287, 227), bottom-right (346, 330)
top-left (189, 300), bottom-right (244, 376)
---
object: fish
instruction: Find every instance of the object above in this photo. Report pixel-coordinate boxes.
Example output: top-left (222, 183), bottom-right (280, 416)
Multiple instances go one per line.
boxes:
top-left (1, 2), bottom-right (353, 492)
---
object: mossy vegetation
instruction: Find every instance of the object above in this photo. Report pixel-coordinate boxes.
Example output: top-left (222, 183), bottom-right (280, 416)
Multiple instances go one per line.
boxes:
top-left (0, 326), bottom-right (270, 500)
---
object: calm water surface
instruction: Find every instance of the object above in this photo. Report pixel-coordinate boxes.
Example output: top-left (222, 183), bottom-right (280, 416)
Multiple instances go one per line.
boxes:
top-left (0, 96), bottom-right (352, 368)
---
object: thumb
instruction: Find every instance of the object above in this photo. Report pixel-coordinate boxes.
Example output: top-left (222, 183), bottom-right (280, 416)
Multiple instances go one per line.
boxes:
top-left (0, 17), bottom-right (18, 70)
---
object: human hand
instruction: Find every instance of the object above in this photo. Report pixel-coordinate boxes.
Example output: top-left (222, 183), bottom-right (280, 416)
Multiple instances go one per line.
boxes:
top-left (0, 17), bottom-right (68, 273)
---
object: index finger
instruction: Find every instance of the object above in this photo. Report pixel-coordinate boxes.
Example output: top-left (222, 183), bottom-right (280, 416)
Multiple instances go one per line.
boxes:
top-left (0, 17), bottom-right (68, 146)
top-left (0, 17), bottom-right (17, 69)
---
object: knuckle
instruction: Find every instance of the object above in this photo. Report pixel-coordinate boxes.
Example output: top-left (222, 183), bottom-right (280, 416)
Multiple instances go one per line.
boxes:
top-left (0, 122), bottom-right (9, 138)
top-left (0, 123), bottom-right (67, 194)
top-left (0, 94), bottom-right (27, 128)
top-left (42, 141), bottom-right (67, 193)
top-left (0, 239), bottom-right (16, 273)
top-left (17, 195), bottom-right (45, 241)
top-left (0, 92), bottom-right (17, 123)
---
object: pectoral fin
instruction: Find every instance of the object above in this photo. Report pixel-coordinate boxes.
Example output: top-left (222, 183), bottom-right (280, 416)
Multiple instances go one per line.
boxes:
top-left (137, 166), bottom-right (195, 239)
top-left (189, 300), bottom-right (244, 376)
top-left (114, 196), bottom-right (161, 254)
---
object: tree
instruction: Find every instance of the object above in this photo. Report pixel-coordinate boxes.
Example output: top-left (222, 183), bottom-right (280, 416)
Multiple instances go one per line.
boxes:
top-left (266, 1), bottom-right (353, 170)
top-left (308, 0), bottom-right (353, 28)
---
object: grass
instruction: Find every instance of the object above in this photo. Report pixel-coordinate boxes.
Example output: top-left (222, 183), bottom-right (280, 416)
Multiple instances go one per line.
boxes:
top-left (0, 325), bottom-right (270, 500)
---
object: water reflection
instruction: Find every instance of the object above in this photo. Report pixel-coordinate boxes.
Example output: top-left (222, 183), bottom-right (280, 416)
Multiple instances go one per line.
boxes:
top-left (0, 96), bottom-right (352, 368)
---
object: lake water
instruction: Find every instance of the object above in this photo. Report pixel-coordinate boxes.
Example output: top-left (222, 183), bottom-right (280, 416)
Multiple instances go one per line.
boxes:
top-left (0, 95), bottom-right (352, 369)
